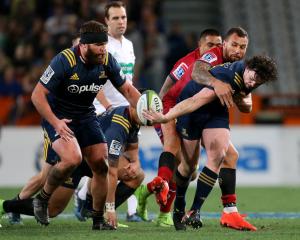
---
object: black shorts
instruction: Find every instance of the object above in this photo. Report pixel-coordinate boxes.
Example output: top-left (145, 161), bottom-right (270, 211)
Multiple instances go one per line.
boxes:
top-left (42, 129), bottom-right (59, 165)
top-left (176, 112), bottom-right (229, 140)
top-left (41, 115), bottom-right (106, 148)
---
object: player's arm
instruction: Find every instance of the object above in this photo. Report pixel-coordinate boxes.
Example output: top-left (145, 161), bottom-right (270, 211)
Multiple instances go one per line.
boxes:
top-left (31, 83), bottom-right (74, 141)
top-left (191, 61), bottom-right (234, 108)
top-left (106, 155), bottom-right (119, 227)
top-left (118, 81), bottom-right (141, 108)
top-left (233, 92), bottom-right (252, 113)
top-left (143, 88), bottom-right (216, 124)
top-left (159, 75), bottom-right (175, 99)
top-left (96, 89), bottom-right (112, 110)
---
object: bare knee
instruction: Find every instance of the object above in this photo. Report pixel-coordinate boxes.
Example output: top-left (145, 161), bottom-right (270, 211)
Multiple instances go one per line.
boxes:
top-left (89, 157), bottom-right (109, 175)
top-left (222, 145), bottom-right (239, 168)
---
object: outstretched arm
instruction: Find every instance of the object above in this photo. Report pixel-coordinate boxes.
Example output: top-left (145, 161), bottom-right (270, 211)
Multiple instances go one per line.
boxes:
top-left (192, 61), bottom-right (234, 108)
top-left (143, 88), bottom-right (216, 124)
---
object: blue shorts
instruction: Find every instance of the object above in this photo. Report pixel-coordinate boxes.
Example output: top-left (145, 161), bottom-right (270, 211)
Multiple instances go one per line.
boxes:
top-left (42, 129), bottom-right (59, 165)
top-left (176, 112), bottom-right (229, 140)
top-left (41, 116), bottom-right (106, 148)
top-left (61, 160), bottom-right (92, 189)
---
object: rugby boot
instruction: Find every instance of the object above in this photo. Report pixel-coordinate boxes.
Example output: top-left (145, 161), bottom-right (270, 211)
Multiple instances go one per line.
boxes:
top-left (92, 215), bottom-right (116, 230)
top-left (173, 209), bottom-right (186, 231)
top-left (150, 176), bottom-right (169, 206)
top-left (8, 212), bottom-right (23, 225)
top-left (73, 191), bottom-right (86, 222)
top-left (0, 199), bottom-right (5, 218)
top-left (135, 185), bottom-right (149, 221)
top-left (33, 198), bottom-right (49, 226)
top-left (220, 211), bottom-right (257, 231)
top-left (182, 210), bottom-right (203, 229)
top-left (155, 212), bottom-right (174, 227)
top-left (126, 213), bottom-right (143, 222)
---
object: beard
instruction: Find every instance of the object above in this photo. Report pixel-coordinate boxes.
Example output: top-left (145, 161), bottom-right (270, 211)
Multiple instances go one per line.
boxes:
top-left (85, 47), bottom-right (105, 65)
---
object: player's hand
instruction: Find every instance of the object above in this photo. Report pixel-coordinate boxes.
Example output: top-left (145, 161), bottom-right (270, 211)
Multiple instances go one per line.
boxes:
top-left (54, 119), bottom-right (74, 141)
top-left (106, 211), bottom-right (118, 229)
top-left (142, 109), bottom-right (168, 124)
top-left (212, 79), bottom-right (235, 108)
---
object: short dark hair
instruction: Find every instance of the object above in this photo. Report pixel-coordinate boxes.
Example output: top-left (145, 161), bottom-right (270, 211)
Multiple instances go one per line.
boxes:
top-left (79, 20), bottom-right (107, 35)
top-left (199, 29), bottom-right (221, 41)
top-left (105, 1), bottom-right (126, 19)
top-left (224, 27), bottom-right (248, 40)
top-left (246, 55), bottom-right (278, 84)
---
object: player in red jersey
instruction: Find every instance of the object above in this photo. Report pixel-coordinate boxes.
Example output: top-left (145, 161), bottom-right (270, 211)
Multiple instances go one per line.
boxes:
top-left (135, 29), bottom-right (222, 227)
top-left (137, 27), bottom-right (256, 231)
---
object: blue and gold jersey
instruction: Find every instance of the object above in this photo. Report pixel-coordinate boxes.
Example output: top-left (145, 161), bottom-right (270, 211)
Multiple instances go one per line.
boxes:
top-left (98, 106), bottom-right (139, 160)
top-left (39, 47), bottom-right (125, 119)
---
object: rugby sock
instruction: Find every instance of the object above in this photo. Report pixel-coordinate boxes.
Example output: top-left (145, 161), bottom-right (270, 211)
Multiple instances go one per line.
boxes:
top-left (174, 169), bottom-right (191, 212)
top-left (160, 180), bottom-right (176, 213)
top-left (115, 181), bottom-right (136, 209)
top-left (191, 166), bottom-right (218, 211)
top-left (36, 189), bottom-right (51, 202)
top-left (92, 210), bottom-right (104, 229)
top-left (218, 168), bottom-right (237, 207)
top-left (83, 193), bottom-right (93, 212)
top-left (127, 195), bottom-right (138, 216)
top-left (157, 152), bottom-right (176, 182)
top-left (3, 198), bottom-right (34, 216)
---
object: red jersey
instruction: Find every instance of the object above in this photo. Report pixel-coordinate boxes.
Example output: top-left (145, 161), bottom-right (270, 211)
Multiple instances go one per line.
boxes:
top-left (169, 48), bottom-right (201, 83)
top-left (162, 46), bottom-right (224, 113)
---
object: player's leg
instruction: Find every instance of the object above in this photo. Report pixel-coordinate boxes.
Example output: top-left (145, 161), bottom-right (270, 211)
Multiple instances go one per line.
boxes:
top-left (82, 143), bottom-right (109, 230)
top-left (117, 148), bottom-right (144, 222)
top-left (33, 136), bottom-right (82, 226)
top-left (184, 128), bottom-right (230, 229)
top-left (48, 186), bottom-right (74, 218)
top-left (173, 138), bottom-right (200, 231)
top-left (219, 141), bottom-right (257, 231)
top-left (137, 120), bottom-right (179, 214)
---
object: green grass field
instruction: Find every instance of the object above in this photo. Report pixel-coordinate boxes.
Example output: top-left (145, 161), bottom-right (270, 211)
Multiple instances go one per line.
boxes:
top-left (1, 186), bottom-right (300, 240)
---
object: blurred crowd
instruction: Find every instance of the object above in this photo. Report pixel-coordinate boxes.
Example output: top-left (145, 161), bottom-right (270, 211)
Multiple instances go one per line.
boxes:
top-left (0, 0), bottom-right (198, 125)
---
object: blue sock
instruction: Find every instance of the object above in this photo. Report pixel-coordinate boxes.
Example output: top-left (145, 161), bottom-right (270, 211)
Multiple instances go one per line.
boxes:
top-left (191, 166), bottom-right (218, 211)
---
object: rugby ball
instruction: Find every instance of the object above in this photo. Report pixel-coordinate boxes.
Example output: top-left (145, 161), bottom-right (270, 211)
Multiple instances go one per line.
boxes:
top-left (136, 90), bottom-right (163, 126)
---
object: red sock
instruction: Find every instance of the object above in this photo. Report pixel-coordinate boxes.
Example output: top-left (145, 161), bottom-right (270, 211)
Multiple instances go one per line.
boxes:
top-left (160, 181), bottom-right (176, 213)
top-left (158, 166), bottom-right (173, 182)
top-left (221, 194), bottom-right (237, 206)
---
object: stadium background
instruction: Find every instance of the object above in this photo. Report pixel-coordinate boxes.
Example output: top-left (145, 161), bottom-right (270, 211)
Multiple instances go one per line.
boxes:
top-left (0, 0), bottom-right (299, 187)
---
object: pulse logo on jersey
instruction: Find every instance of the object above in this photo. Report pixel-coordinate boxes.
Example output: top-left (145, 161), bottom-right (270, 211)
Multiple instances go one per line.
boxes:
top-left (172, 62), bottom-right (188, 80)
top-left (67, 83), bottom-right (103, 94)
top-left (200, 53), bottom-right (217, 64)
top-left (40, 66), bottom-right (55, 84)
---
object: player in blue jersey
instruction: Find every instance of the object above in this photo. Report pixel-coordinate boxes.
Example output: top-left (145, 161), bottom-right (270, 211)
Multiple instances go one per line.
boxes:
top-left (30, 20), bottom-right (141, 229)
top-left (143, 55), bottom-right (277, 230)
top-left (0, 105), bottom-right (144, 229)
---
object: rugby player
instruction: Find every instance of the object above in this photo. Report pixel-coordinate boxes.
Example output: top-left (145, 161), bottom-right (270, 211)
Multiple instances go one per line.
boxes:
top-left (135, 29), bottom-right (222, 227)
top-left (0, 105), bottom-right (144, 229)
top-left (30, 20), bottom-right (141, 229)
top-left (75, 1), bottom-right (142, 223)
top-left (136, 28), bottom-right (255, 230)
top-left (143, 55), bottom-right (278, 231)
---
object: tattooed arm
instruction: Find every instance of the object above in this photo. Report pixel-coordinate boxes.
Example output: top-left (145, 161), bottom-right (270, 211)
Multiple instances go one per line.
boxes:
top-left (191, 61), bottom-right (234, 108)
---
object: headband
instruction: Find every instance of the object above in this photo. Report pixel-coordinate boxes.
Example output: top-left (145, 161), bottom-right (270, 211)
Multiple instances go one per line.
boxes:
top-left (80, 32), bottom-right (108, 44)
